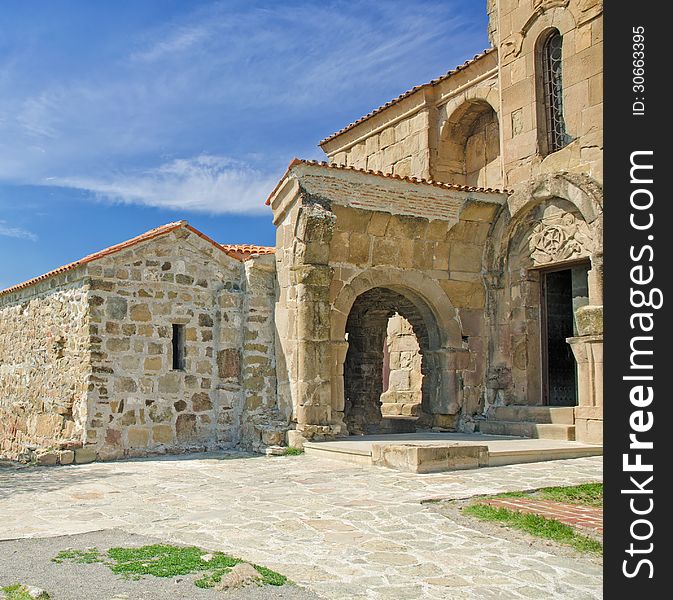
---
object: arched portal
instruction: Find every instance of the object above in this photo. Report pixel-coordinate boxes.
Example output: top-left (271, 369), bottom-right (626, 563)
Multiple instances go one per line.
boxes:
top-left (341, 286), bottom-right (451, 435)
top-left (436, 100), bottom-right (501, 187)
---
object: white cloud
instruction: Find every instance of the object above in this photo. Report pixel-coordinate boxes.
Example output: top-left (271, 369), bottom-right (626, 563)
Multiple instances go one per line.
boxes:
top-left (0, 221), bottom-right (37, 242)
top-left (48, 155), bottom-right (277, 215)
top-left (130, 26), bottom-right (211, 63)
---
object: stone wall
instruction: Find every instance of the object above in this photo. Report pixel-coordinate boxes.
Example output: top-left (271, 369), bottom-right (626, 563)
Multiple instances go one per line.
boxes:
top-left (380, 315), bottom-right (422, 418)
top-left (269, 163), bottom-right (507, 444)
top-left (83, 228), bottom-right (245, 460)
top-left (0, 272), bottom-right (90, 463)
top-left (84, 228), bottom-right (278, 459)
top-left (497, 0), bottom-right (603, 186)
top-left (321, 51), bottom-right (500, 185)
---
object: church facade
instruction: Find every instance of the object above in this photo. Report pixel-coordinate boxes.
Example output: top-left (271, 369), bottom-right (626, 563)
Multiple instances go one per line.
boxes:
top-left (0, 0), bottom-right (603, 464)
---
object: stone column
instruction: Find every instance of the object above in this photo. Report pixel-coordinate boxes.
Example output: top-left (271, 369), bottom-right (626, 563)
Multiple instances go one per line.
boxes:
top-left (289, 264), bottom-right (336, 446)
top-left (330, 340), bottom-right (349, 434)
top-left (568, 302), bottom-right (603, 445)
top-left (422, 348), bottom-right (470, 429)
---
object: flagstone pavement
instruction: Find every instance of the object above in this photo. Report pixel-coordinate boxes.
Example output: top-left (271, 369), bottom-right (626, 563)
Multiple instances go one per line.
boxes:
top-left (0, 452), bottom-right (603, 600)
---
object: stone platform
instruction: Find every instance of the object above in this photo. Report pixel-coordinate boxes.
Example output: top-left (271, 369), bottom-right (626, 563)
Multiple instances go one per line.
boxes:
top-left (303, 432), bottom-right (602, 472)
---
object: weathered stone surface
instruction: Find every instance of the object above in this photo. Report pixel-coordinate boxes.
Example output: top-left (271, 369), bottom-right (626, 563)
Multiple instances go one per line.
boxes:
top-left (176, 414), bottom-right (197, 442)
top-left (74, 447), bottom-right (97, 464)
top-left (217, 349), bottom-right (241, 379)
top-left (192, 392), bottom-right (213, 412)
top-left (129, 304), bottom-right (152, 322)
top-left (371, 443), bottom-right (489, 473)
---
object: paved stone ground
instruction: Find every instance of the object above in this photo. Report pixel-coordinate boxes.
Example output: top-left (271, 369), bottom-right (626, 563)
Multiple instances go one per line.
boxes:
top-left (0, 452), bottom-right (603, 600)
top-left (481, 498), bottom-right (603, 536)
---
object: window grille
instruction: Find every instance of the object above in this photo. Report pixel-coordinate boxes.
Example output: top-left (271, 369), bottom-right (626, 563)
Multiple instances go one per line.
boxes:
top-left (541, 31), bottom-right (571, 153)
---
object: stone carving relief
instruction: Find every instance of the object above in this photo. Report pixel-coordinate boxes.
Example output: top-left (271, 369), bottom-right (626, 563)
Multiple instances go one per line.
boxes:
top-left (533, 0), bottom-right (569, 9)
top-left (529, 212), bottom-right (592, 265)
top-left (502, 0), bottom-right (571, 58)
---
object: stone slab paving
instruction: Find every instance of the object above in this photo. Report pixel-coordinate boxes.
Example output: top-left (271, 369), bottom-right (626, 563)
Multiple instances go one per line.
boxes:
top-left (482, 498), bottom-right (603, 535)
top-left (0, 453), bottom-right (603, 600)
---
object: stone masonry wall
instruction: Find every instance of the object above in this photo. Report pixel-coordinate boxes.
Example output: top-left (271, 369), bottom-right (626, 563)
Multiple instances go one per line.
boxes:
top-left (497, 0), bottom-right (603, 186)
top-left (82, 227), bottom-right (278, 460)
top-left (0, 272), bottom-right (90, 463)
top-left (380, 314), bottom-right (423, 418)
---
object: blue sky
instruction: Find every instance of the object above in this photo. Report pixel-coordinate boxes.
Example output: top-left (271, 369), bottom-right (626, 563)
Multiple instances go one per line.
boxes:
top-left (0, 0), bottom-right (488, 290)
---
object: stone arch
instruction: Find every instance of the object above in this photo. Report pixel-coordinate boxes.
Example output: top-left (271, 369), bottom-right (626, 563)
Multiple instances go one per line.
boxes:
top-left (483, 173), bottom-right (602, 410)
top-left (329, 268), bottom-right (467, 434)
top-left (331, 267), bottom-right (462, 346)
top-left (435, 98), bottom-right (501, 188)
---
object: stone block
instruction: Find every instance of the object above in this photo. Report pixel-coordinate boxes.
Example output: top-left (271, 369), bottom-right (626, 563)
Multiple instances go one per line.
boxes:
top-left (371, 443), bottom-right (488, 473)
top-left (440, 280), bottom-right (485, 309)
top-left (388, 369), bottom-right (411, 391)
top-left (36, 451), bottom-right (58, 466)
top-left (130, 304), bottom-right (152, 322)
top-left (575, 305), bottom-right (603, 336)
top-left (286, 429), bottom-right (307, 449)
top-left (114, 377), bottom-right (137, 393)
top-left (107, 338), bottom-right (130, 352)
top-left (153, 425), bottom-right (174, 444)
top-left (449, 243), bottom-right (483, 272)
top-left (367, 213), bottom-right (390, 236)
top-left (59, 450), bottom-right (74, 465)
top-left (106, 297), bottom-right (127, 319)
top-left (127, 427), bottom-right (150, 447)
top-left (176, 413), bottom-right (197, 442)
top-left (144, 356), bottom-right (163, 371)
top-left (158, 372), bottom-right (181, 394)
top-left (347, 233), bottom-right (370, 265)
top-left (191, 392), bottom-right (212, 412)
top-left (74, 447), bottom-right (97, 464)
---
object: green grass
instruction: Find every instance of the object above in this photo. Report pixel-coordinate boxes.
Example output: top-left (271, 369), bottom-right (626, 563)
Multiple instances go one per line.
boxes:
top-left (52, 548), bottom-right (103, 564)
top-left (282, 447), bottom-right (304, 456)
top-left (463, 504), bottom-right (602, 554)
top-left (1, 584), bottom-right (51, 600)
top-left (52, 544), bottom-right (287, 589)
top-left (492, 483), bottom-right (603, 507)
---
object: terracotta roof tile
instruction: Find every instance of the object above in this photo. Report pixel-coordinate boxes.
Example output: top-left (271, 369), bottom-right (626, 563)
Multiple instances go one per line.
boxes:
top-left (265, 158), bottom-right (511, 205)
top-left (0, 221), bottom-right (188, 298)
top-left (319, 48), bottom-right (496, 145)
top-left (0, 221), bottom-right (274, 298)
top-left (220, 244), bottom-right (276, 261)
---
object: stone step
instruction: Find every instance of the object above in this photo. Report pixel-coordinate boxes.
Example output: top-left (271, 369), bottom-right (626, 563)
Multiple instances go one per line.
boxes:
top-left (368, 417), bottom-right (417, 435)
top-left (491, 406), bottom-right (575, 425)
top-left (478, 421), bottom-right (576, 441)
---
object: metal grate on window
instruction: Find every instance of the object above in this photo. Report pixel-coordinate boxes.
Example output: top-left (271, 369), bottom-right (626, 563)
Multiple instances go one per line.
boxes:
top-left (542, 31), bottom-right (571, 153)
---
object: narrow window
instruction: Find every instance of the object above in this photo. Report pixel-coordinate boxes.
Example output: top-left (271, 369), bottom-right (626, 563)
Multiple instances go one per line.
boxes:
top-left (172, 324), bottom-right (185, 370)
top-left (540, 29), bottom-right (571, 154)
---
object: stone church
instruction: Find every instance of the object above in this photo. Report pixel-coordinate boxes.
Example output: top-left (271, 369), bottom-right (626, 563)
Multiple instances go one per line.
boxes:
top-left (0, 0), bottom-right (603, 464)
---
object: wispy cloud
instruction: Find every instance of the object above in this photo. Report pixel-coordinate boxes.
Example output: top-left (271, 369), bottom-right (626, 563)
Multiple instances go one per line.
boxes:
top-left (0, 0), bottom-right (487, 209)
top-left (48, 155), bottom-right (277, 214)
top-left (130, 26), bottom-right (211, 63)
top-left (0, 221), bottom-right (37, 242)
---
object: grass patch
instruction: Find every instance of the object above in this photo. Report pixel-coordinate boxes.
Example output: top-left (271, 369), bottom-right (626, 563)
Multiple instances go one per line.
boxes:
top-left (463, 504), bottom-right (602, 554)
top-left (52, 548), bottom-right (103, 564)
top-left (52, 543), bottom-right (287, 589)
top-left (1, 584), bottom-right (51, 600)
top-left (492, 483), bottom-right (603, 507)
top-left (537, 483), bottom-right (603, 506)
top-left (282, 447), bottom-right (304, 456)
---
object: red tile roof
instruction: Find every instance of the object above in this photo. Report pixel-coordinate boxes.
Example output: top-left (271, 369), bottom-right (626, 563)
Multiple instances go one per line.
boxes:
top-left (319, 48), bottom-right (496, 146)
top-left (220, 244), bottom-right (276, 261)
top-left (0, 221), bottom-right (273, 298)
top-left (265, 158), bottom-right (510, 205)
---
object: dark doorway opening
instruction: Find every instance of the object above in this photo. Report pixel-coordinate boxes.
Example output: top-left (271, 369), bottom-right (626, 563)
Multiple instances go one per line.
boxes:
top-left (541, 262), bottom-right (589, 406)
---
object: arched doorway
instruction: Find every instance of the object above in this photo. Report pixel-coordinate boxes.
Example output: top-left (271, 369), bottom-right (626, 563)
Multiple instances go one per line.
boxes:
top-left (342, 286), bottom-right (445, 435)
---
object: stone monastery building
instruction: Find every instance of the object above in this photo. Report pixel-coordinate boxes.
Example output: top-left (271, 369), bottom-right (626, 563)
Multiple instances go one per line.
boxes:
top-left (0, 0), bottom-right (603, 464)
